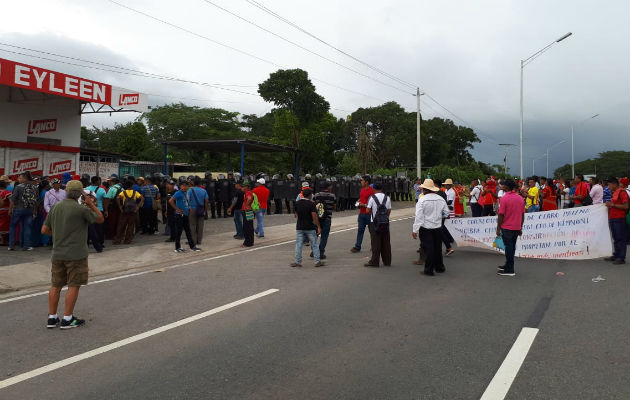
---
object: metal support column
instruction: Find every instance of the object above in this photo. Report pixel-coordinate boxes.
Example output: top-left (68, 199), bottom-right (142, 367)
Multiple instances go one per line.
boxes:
top-left (240, 143), bottom-right (245, 177)
top-left (163, 143), bottom-right (168, 175)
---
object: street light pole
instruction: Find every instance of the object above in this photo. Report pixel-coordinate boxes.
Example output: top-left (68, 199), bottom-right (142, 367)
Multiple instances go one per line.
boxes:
top-left (571, 113), bottom-right (599, 178)
top-left (499, 143), bottom-right (517, 176)
top-left (519, 32), bottom-right (572, 181)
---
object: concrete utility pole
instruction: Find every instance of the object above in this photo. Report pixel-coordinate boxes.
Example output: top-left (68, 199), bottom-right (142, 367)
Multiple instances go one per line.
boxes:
top-left (415, 88), bottom-right (424, 179)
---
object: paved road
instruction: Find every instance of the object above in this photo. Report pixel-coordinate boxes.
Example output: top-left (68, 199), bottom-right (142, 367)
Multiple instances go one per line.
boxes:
top-left (0, 217), bottom-right (628, 399)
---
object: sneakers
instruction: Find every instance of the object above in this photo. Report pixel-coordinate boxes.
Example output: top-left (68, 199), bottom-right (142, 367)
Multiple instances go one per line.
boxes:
top-left (192, 246), bottom-right (202, 252)
top-left (290, 263), bottom-right (302, 268)
top-left (445, 248), bottom-right (454, 256)
top-left (60, 316), bottom-right (85, 329)
top-left (350, 247), bottom-right (360, 253)
top-left (613, 259), bottom-right (626, 265)
top-left (8, 247), bottom-right (14, 251)
top-left (47, 316), bottom-right (60, 329)
top-left (23, 247), bottom-right (34, 251)
top-left (364, 263), bottom-right (379, 268)
top-left (497, 271), bottom-right (515, 276)
top-left (314, 262), bottom-right (324, 268)
top-left (174, 248), bottom-right (186, 253)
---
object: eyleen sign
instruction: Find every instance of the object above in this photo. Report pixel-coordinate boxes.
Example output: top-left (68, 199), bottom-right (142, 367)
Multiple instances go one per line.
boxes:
top-left (0, 58), bottom-right (111, 104)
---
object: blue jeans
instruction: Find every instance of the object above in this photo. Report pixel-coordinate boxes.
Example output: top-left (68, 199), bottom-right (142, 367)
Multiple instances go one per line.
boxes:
top-left (296, 229), bottom-right (319, 263)
top-left (609, 218), bottom-right (628, 261)
top-left (501, 229), bottom-right (520, 273)
top-left (527, 204), bottom-right (540, 213)
top-left (319, 218), bottom-right (331, 256)
top-left (9, 208), bottom-right (33, 248)
top-left (254, 209), bottom-right (265, 236)
top-left (233, 210), bottom-right (243, 238)
top-left (354, 213), bottom-right (371, 250)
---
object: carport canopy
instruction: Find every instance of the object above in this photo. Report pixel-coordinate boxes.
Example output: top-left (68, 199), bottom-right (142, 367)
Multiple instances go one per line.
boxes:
top-left (161, 139), bottom-right (300, 177)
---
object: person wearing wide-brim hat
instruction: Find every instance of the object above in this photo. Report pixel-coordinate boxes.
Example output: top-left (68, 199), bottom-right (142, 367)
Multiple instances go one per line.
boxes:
top-left (412, 179), bottom-right (449, 276)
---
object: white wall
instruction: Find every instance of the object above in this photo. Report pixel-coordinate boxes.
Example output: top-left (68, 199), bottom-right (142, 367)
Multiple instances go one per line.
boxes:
top-left (0, 85), bottom-right (81, 146)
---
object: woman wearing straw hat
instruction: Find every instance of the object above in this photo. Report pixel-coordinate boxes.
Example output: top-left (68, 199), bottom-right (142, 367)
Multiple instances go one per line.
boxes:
top-left (412, 179), bottom-right (449, 276)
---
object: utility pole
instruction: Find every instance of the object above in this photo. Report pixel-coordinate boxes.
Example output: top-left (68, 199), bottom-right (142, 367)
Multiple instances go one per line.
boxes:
top-left (499, 144), bottom-right (516, 177)
top-left (416, 88), bottom-right (422, 179)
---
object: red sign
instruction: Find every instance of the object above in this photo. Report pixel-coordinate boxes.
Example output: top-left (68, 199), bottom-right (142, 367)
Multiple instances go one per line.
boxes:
top-left (48, 160), bottom-right (73, 175)
top-left (27, 119), bottom-right (57, 135)
top-left (0, 58), bottom-right (112, 104)
top-left (12, 158), bottom-right (39, 174)
top-left (119, 93), bottom-right (139, 106)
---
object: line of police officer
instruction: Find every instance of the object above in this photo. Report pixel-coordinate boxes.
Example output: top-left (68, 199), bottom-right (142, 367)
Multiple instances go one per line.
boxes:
top-left (147, 172), bottom-right (414, 218)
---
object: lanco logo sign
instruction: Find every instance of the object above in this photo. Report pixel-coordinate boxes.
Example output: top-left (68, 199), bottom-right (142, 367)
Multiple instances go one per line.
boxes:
top-left (12, 158), bottom-right (39, 174)
top-left (119, 93), bottom-right (139, 106)
top-left (49, 160), bottom-right (73, 175)
top-left (27, 119), bottom-right (57, 135)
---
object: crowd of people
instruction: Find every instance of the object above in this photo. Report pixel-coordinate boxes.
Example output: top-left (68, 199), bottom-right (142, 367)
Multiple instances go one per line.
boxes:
top-left (1, 169), bottom-right (627, 329)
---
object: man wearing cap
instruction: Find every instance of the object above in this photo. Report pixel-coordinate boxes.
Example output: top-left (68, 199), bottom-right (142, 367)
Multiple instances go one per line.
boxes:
top-left (412, 179), bottom-right (449, 276)
top-left (41, 180), bottom-right (104, 329)
top-left (240, 181), bottom-right (255, 247)
top-left (350, 176), bottom-right (374, 253)
top-left (253, 178), bottom-right (270, 238)
top-left (44, 178), bottom-right (66, 213)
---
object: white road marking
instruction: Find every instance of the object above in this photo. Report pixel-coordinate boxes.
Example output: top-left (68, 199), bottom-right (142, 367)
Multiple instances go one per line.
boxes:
top-left (480, 327), bottom-right (539, 400)
top-left (0, 216), bottom-right (413, 305)
top-left (0, 288), bottom-right (279, 390)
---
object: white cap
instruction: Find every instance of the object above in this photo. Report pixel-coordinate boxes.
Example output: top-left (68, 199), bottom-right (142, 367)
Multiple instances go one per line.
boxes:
top-left (257, 178), bottom-right (265, 185)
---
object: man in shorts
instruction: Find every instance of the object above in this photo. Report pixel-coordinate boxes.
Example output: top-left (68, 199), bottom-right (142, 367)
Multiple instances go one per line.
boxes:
top-left (41, 180), bottom-right (103, 329)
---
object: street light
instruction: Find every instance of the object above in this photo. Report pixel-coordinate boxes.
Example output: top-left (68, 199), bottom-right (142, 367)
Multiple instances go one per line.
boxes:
top-left (532, 153), bottom-right (547, 176)
top-left (571, 113), bottom-right (599, 177)
top-left (546, 139), bottom-right (567, 178)
top-left (520, 32), bottom-right (573, 180)
top-left (499, 143), bottom-right (517, 176)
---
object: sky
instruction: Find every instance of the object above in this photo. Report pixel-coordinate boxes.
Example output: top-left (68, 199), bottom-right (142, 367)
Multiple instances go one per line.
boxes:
top-left (1, 0), bottom-right (628, 176)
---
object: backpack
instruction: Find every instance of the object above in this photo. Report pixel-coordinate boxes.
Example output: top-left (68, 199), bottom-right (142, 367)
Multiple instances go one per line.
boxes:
top-left (371, 194), bottom-right (390, 233)
top-left (121, 190), bottom-right (138, 214)
top-left (189, 188), bottom-right (205, 217)
top-left (579, 183), bottom-right (593, 206)
top-left (21, 183), bottom-right (39, 209)
top-left (251, 193), bottom-right (260, 212)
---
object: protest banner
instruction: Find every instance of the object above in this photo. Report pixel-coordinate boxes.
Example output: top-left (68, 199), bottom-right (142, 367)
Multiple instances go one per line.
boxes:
top-left (445, 204), bottom-right (612, 260)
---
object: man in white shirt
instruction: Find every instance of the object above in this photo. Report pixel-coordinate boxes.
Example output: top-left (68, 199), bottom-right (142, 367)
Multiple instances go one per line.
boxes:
top-left (469, 179), bottom-right (483, 217)
top-left (44, 178), bottom-right (66, 213)
top-left (413, 179), bottom-right (449, 276)
top-left (589, 177), bottom-right (603, 204)
top-left (364, 182), bottom-right (392, 267)
top-left (444, 178), bottom-right (456, 218)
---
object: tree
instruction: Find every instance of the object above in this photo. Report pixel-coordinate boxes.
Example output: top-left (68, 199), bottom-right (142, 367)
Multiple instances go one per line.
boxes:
top-left (81, 122), bottom-right (157, 160)
top-left (258, 69), bottom-right (330, 149)
top-left (554, 151), bottom-right (630, 179)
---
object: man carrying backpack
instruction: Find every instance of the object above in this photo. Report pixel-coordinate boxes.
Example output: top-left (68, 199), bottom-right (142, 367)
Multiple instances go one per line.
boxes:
top-left (8, 171), bottom-right (39, 251)
top-left (312, 181), bottom-right (336, 260)
top-left (364, 182), bottom-right (392, 267)
top-left (113, 180), bottom-right (144, 245)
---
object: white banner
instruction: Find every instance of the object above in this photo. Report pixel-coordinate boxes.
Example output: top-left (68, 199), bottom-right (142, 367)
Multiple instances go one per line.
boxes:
top-left (445, 205), bottom-right (613, 260)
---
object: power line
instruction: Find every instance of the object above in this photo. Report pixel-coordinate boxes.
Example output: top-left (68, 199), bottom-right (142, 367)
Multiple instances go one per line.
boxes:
top-left (245, 0), bottom-right (418, 90)
top-left (199, 0), bottom-right (413, 95)
top-left (0, 42), bottom-right (256, 88)
top-left (107, 0), bottom-right (390, 104)
top-left (0, 47), bottom-right (260, 97)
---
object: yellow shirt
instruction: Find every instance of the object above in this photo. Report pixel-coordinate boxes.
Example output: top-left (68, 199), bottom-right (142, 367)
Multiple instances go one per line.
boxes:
top-left (118, 189), bottom-right (142, 201)
top-left (525, 186), bottom-right (539, 208)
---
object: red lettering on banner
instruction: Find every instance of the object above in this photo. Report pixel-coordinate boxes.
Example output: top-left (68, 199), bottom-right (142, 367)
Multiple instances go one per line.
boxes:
top-left (12, 158), bottom-right (39, 174)
top-left (119, 93), bottom-right (139, 105)
top-left (27, 119), bottom-right (57, 135)
top-left (48, 160), bottom-right (73, 175)
top-left (0, 58), bottom-right (112, 104)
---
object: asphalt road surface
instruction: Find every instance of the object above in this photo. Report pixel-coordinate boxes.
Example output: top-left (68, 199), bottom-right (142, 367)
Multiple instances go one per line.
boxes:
top-left (1, 217), bottom-right (628, 399)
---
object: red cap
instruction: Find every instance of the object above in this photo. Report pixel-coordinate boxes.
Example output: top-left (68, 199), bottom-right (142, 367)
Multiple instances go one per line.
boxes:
top-left (72, 174), bottom-right (81, 181)
top-left (620, 177), bottom-right (629, 187)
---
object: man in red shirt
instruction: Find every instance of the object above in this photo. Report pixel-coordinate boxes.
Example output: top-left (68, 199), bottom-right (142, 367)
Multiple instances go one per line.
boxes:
top-left (241, 181), bottom-right (255, 247)
top-left (605, 177), bottom-right (628, 264)
top-left (496, 179), bottom-right (524, 276)
top-left (350, 176), bottom-right (375, 253)
top-left (252, 178), bottom-right (270, 238)
top-left (571, 174), bottom-right (589, 206)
